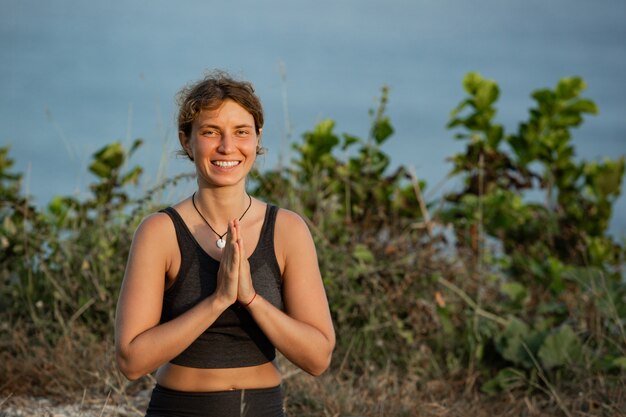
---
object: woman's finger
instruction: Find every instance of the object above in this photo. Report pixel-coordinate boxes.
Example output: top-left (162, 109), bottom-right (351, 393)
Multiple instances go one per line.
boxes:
top-left (234, 219), bottom-right (255, 305)
top-left (215, 220), bottom-right (239, 303)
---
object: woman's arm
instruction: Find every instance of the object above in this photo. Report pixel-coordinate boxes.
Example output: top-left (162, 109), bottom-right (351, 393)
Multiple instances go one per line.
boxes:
top-left (241, 209), bottom-right (335, 376)
top-left (114, 214), bottom-right (240, 380)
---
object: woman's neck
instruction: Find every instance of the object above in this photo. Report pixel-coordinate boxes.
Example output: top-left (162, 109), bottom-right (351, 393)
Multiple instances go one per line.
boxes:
top-left (193, 185), bottom-right (251, 225)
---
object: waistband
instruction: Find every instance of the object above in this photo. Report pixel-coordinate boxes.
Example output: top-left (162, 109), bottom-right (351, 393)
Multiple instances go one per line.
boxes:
top-left (146, 383), bottom-right (285, 417)
top-left (153, 383), bottom-right (282, 397)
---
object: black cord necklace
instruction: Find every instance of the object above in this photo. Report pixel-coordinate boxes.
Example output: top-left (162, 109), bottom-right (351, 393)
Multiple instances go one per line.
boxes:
top-left (191, 191), bottom-right (252, 249)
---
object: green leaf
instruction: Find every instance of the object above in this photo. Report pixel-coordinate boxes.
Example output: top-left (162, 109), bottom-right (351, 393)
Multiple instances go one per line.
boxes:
top-left (538, 325), bottom-right (581, 369)
top-left (352, 244), bottom-right (374, 263)
top-left (372, 117), bottom-right (394, 144)
top-left (481, 367), bottom-right (526, 395)
top-left (314, 119), bottom-right (336, 136)
top-left (501, 281), bottom-right (528, 305)
top-left (341, 134), bottom-right (360, 151)
top-left (448, 98), bottom-right (472, 121)
top-left (48, 196), bottom-right (70, 217)
top-left (486, 124), bottom-right (503, 148)
top-left (566, 98), bottom-right (598, 115)
top-left (556, 76), bottom-right (586, 100)
top-left (584, 157), bottom-right (625, 199)
top-left (94, 143), bottom-right (125, 169)
top-left (531, 89), bottom-right (555, 106)
top-left (475, 79), bottom-right (499, 109)
top-left (89, 160), bottom-right (112, 178)
top-left (89, 143), bottom-right (126, 178)
top-left (299, 119), bottom-right (340, 166)
top-left (129, 138), bottom-right (144, 156)
top-left (463, 72), bottom-right (483, 95)
top-left (120, 166), bottom-right (143, 186)
top-left (612, 356), bottom-right (626, 370)
top-left (495, 318), bottom-right (531, 367)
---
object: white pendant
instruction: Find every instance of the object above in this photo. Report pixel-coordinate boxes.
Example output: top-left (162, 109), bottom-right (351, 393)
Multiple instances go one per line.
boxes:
top-left (216, 238), bottom-right (226, 249)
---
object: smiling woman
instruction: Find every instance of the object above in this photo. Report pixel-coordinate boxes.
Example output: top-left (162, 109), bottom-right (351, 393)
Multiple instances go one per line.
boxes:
top-left (181, 100), bottom-right (260, 189)
top-left (114, 70), bottom-right (335, 417)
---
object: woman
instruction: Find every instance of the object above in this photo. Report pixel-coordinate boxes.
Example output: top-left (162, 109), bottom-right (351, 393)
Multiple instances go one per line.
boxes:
top-left (115, 71), bottom-right (335, 417)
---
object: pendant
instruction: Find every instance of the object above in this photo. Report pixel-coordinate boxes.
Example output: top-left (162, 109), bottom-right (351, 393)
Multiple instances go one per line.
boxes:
top-left (216, 238), bottom-right (226, 249)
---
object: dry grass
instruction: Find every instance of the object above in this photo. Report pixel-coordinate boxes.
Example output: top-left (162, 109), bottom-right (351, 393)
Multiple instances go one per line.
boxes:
top-left (279, 356), bottom-right (626, 417)
top-left (1, 331), bottom-right (624, 417)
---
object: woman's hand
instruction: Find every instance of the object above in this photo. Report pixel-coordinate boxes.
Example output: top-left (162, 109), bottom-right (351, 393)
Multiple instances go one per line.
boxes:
top-left (234, 219), bottom-right (256, 307)
top-left (242, 209), bottom-right (335, 376)
top-left (214, 221), bottom-right (240, 306)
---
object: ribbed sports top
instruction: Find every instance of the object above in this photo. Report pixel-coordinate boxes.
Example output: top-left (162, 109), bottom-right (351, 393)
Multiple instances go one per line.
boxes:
top-left (159, 204), bottom-right (283, 369)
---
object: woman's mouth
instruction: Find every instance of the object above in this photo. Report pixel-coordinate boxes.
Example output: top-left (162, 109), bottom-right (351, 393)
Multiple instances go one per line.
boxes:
top-left (212, 160), bottom-right (241, 168)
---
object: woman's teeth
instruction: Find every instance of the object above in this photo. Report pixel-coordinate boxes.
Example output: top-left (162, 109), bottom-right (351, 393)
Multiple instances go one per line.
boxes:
top-left (213, 161), bottom-right (240, 168)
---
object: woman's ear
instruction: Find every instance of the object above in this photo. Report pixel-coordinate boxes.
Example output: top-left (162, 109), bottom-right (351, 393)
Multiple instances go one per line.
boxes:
top-left (179, 130), bottom-right (194, 160)
top-left (256, 128), bottom-right (264, 155)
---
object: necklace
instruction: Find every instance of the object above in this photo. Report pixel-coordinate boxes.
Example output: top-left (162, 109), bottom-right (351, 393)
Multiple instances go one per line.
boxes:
top-left (191, 192), bottom-right (253, 249)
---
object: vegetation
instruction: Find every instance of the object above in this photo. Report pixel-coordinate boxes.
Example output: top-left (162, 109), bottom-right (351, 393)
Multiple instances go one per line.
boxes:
top-left (1, 73), bottom-right (624, 416)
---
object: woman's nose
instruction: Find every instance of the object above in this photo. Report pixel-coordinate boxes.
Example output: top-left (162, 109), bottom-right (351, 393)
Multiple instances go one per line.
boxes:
top-left (217, 133), bottom-right (234, 153)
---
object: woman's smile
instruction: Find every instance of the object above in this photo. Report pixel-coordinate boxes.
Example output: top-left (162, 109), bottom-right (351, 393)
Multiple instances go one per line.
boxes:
top-left (212, 160), bottom-right (241, 169)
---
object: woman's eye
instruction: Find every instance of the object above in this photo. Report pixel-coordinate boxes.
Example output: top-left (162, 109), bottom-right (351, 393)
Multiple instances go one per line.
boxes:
top-left (236, 129), bottom-right (249, 136)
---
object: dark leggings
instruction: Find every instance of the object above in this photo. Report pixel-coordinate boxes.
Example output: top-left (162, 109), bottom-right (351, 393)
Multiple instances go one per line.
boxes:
top-left (145, 384), bottom-right (285, 417)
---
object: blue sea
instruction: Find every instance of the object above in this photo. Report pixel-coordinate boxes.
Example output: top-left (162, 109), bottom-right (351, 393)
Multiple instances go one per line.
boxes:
top-left (1, 0), bottom-right (625, 236)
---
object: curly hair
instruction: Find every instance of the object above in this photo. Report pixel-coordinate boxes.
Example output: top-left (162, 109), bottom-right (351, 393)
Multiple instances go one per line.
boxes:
top-left (176, 70), bottom-right (265, 157)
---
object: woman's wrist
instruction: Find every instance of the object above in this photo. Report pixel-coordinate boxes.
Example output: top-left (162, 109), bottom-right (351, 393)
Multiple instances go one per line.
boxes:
top-left (208, 293), bottom-right (235, 313)
top-left (243, 292), bottom-right (257, 308)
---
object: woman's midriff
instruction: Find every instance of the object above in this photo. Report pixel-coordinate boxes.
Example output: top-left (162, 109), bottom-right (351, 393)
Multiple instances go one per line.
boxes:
top-left (155, 361), bottom-right (282, 392)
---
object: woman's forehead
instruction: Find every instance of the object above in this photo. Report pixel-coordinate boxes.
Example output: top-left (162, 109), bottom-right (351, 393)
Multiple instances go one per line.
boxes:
top-left (194, 100), bottom-right (255, 124)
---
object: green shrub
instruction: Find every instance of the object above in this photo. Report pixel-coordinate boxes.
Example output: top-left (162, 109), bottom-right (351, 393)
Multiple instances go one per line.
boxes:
top-left (442, 72), bottom-right (626, 393)
top-left (0, 74), bottom-right (624, 406)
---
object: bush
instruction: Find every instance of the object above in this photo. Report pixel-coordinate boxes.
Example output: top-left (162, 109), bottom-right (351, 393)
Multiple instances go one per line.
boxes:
top-left (1, 74), bottom-right (624, 414)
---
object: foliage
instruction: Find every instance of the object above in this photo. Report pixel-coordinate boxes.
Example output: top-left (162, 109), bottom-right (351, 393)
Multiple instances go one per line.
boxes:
top-left (0, 73), bottom-right (624, 413)
top-left (442, 72), bottom-right (626, 394)
top-left (253, 86), bottom-right (421, 237)
top-left (1, 139), bottom-right (156, 338)
top-left (251, 86), bottom-right (446, 372)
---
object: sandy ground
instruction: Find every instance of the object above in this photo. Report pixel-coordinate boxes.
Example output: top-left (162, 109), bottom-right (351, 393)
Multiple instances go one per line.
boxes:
top-left (0, 393), bottom-right (149, 417)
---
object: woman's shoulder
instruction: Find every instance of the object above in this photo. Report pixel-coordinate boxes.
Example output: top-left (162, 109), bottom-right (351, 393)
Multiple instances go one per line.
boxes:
top-left (273, 206), bottom-right (314, 245)
top-left (274, 206), bottom-right (307, 228)
top-left (272, 206), bottom-right (320, 275)
top-left (133, 209), bottom-right (177, 239)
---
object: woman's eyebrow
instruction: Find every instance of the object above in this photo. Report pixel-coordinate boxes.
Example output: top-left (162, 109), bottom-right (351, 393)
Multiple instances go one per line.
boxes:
top-left (197, 123), bottom-right (254, 129)
top-left (198, 123), bottom-right (220, 129)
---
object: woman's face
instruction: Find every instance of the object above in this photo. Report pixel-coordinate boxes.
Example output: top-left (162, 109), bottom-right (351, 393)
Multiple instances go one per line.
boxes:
top-left (181, 99), bottom-right (260, 188)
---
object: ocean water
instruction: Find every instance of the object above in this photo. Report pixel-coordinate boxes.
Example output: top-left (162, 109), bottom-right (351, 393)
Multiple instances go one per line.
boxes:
top-left (1, 0), bottom-right (625, 235)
